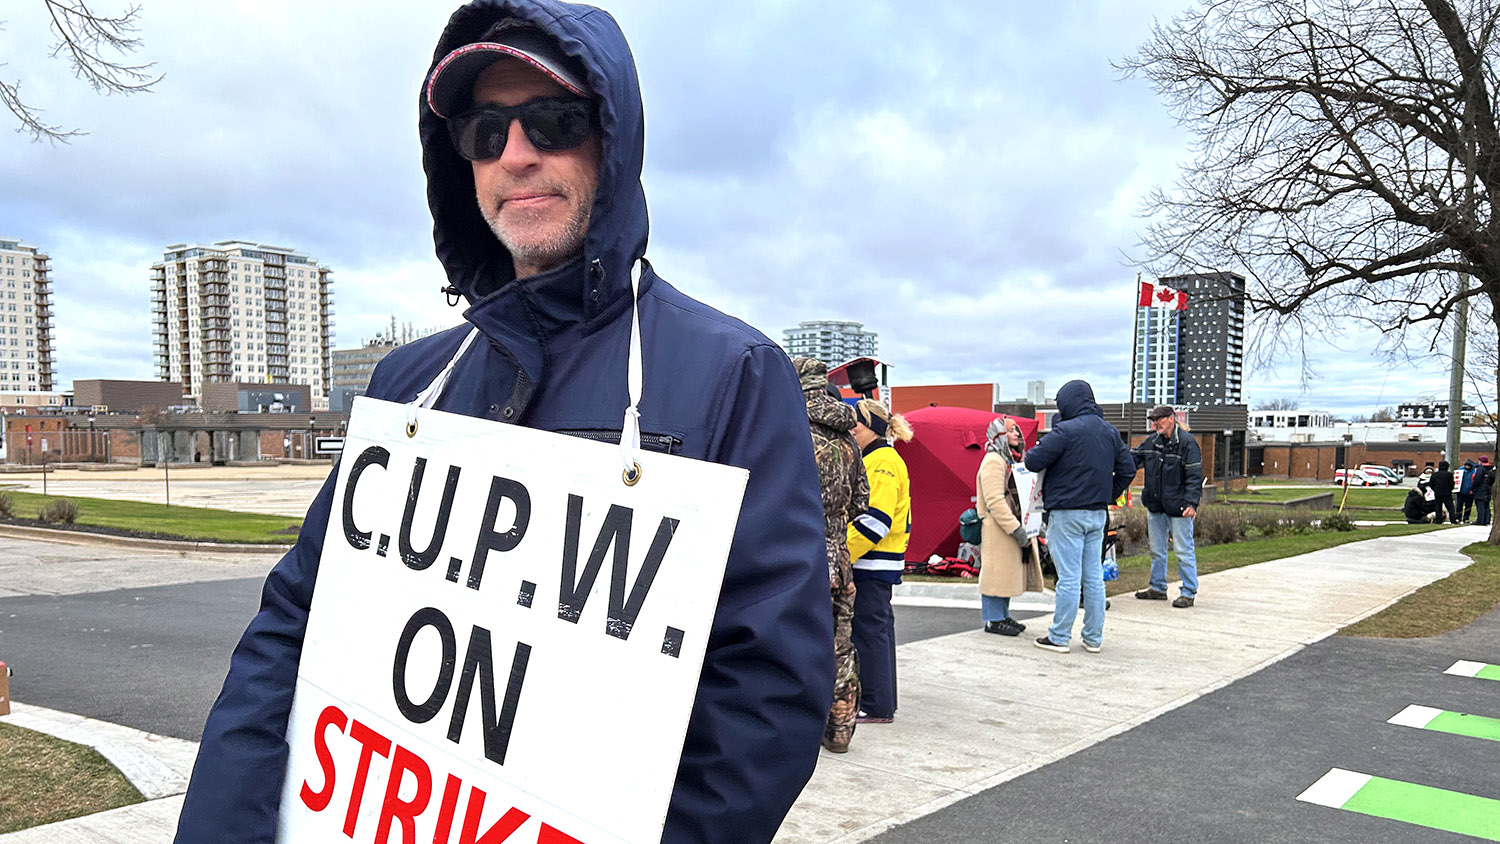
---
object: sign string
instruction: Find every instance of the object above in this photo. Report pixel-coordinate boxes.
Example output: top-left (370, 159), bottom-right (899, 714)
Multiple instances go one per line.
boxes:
top-left (404, 261), bottom-right (646, 490)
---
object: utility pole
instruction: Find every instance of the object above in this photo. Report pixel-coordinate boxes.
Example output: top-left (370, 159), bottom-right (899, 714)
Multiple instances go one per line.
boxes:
top-left (1447, 275), bottom-right (1470, 466)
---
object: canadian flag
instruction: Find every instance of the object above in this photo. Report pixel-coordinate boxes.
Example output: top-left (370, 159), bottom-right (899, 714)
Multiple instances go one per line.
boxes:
top-left (1138, 280), bottom-right (1188, 311)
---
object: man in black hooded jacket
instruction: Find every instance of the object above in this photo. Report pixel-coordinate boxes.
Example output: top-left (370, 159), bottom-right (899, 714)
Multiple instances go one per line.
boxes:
top-left (1024, 380), bottom-right (1136, 654)
top-left (1432, 460), bottom-right (1456, 524)
top-left (173, 3), bottom-right (832, 843)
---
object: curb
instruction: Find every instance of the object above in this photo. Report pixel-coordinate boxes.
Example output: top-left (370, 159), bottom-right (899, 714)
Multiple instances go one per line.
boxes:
top-left (0, 702), bottom-right (197, 800)
top-left (0, 523), bottom-right (291, 555)
top-left (893, 581), bottom-right (1056, 611)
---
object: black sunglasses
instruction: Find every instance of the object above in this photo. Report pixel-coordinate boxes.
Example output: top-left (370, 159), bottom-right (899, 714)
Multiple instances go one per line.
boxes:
top-left (448, 96), bottom-right (596, 161)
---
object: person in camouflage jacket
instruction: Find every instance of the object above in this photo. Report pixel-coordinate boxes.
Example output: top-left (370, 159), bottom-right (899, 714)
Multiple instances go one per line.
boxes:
top-left (794, 357), bottom-right (870, 753)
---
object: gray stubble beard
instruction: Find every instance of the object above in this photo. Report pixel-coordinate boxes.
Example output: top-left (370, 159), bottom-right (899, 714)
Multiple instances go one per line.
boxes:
top-left (478, 187), bottom-right (595, 277)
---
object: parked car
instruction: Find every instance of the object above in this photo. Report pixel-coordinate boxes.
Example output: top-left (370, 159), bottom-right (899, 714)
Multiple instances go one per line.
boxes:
top-left (1334, 466), bottom-right (1393, 486)
top-left (1361, 465), bottom-right (1404, 485)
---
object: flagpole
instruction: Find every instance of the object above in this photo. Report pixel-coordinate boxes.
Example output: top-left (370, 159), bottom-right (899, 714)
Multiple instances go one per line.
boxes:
top-left (1129, 273), bottom-right (1142, 448)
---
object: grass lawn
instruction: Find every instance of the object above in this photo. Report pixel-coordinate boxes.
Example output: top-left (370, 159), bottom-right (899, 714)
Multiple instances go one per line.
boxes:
top-left (1105, 523), bottom-right (1448, 596)
top-left (0, 491), bottom-right (301, 544)
top-left (1340, 541), bottom-right (1500, 638)
top-left (0, 722), bottom-right (143, 833)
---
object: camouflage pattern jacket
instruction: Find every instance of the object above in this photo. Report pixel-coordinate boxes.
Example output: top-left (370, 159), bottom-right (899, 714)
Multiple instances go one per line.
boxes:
top-left (797, 362), bottom-right (869, 584)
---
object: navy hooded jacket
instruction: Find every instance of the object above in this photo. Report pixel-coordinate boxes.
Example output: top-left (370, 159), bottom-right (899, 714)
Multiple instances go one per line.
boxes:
top-left (1023, 380), bottom-right (1136, 511)
top-left (173, 3), bottom-right (833, 842)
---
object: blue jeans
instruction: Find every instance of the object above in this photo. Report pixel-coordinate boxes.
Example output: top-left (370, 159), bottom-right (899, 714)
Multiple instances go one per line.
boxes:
top-left (1148, 511), bottom-right (1198, 598)
top-left (981, 594), bottom-right (1011, 623)
top-left (1046, 509), bottom-right (1107, 647)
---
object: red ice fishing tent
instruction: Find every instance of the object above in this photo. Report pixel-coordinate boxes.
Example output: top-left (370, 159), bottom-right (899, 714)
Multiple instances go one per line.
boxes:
top-left (893, 406), bottom-right (1039, 563)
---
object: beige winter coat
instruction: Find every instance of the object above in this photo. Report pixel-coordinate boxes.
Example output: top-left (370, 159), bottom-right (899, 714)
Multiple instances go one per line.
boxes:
top-left (976, 450), bottom-right (1044, 597)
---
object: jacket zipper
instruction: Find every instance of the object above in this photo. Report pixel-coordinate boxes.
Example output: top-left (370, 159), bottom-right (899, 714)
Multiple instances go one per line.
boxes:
top-left (556, 428), bottom-right (681, 454)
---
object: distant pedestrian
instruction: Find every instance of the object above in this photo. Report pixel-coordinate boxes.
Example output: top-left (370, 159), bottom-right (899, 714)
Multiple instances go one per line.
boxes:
top-left (1404, 485), bottom-right (1432, 524)
top-left (793, 358), bottom-right (869, 754)
top-left (1132, 405), bottom-right (1203, 608)
top-left (1458, 460), bottom-right (1476, 523)
top-left (1432, 460), bottom-right (1456, 524)
top-left (976, 417), bottom-right (1043, 636)
top-left (1475, 456), bottom-right (1495, 527)
top-left (1023, 380), bottom-right (1135, 654)
top-left (848, 400), bottom-right (914, 723)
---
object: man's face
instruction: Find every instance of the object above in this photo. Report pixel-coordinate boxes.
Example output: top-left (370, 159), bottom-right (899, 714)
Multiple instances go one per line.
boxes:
top-left (469, 58), bottom-right (601, 279)
top-left (1153, 414), bottom-right (1176, 436)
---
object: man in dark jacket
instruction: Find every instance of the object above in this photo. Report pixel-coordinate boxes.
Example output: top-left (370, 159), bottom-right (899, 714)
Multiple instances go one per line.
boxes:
top-left (1024, 380), bottom-right (1136, 654)
top-left (1132, 405), bottom-right (1203, 608)
top-left (1475, 456), bottom-right (1495, 527)
top-left (174, 4), bottom-right (833, 843)
top-left (1432, 460), bottom-right (1457, 524)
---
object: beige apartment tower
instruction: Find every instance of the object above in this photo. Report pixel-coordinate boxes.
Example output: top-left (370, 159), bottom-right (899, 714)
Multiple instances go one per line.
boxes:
top-left (0, 238), bottom-right (56, 393)
top-left (152, 241), bottom-right (334, 409)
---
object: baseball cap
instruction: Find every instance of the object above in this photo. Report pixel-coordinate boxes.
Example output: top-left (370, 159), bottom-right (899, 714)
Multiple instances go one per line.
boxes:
top-left (1147, 405), bottom-right (1175, 421)
top-left (426, 22), bottom-right (591, 119)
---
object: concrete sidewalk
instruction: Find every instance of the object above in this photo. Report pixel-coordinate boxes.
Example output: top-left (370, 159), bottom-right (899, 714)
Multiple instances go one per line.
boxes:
top-left (1, 526), bottom-right (1485, 843)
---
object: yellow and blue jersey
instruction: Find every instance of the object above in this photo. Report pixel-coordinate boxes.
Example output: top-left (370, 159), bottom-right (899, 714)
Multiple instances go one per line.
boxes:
top-left (848, 442), bottom-right (911, 583)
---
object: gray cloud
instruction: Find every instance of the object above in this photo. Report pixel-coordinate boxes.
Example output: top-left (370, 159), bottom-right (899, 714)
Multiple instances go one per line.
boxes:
top-left (0, 0), bottom-right (1479, 417)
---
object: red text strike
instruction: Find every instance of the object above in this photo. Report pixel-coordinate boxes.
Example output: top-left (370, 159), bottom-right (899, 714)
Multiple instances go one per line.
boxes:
top-left (297, 705), bottom-right (586, 844)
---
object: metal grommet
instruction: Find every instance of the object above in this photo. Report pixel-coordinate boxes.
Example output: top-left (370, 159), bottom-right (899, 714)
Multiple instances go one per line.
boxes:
top-left (406, 421), bottom-right (418, 438)
top-left (622, 462), bottom-right (642, 486)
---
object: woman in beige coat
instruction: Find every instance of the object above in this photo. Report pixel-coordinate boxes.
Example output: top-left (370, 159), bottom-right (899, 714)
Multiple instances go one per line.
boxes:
top-left (976, 416), bottom-right (1043, 635)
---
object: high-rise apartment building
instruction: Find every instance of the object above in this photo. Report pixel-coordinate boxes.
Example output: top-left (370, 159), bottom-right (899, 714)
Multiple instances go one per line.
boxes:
top-left (1173, 272), bottom-right (1245, 406)
top-left (152, 241), bottom-right (334, 409)
top-left (1132, 272), bottom-right (1245, 407)
top-left (0, 238), bottom-right (56, 393)
top-left (781, 319), bottom-right (878, 366)
top-left (1132, 305), bottom-right (1180, 406)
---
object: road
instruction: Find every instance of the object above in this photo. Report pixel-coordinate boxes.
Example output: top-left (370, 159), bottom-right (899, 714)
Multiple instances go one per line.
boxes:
top-left (0, 537), bottom-right (1013, 739)
top-left (870, 604), bottom-right (1500, 844)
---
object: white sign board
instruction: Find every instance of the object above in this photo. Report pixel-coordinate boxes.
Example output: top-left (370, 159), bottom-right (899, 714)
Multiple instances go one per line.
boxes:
top-left (314, 436), bottom-right (346, 455)
top-left (1011, 466), bottom-right (1045, 539)
top-left (278, 397), bottom-right (747, 844)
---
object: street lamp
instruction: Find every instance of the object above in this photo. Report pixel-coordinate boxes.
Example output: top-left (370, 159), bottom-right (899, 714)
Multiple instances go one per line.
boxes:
top-left (87, 413), bottom-right (95, 463)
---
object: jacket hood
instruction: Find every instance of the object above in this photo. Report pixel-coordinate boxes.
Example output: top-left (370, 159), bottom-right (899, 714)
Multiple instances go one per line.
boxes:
top-left (420, 0), bottom-right (648, 306)
top-left (1056, 380), bottom-right (1102, 421)
top-left (807, 392), bottom-right (856, 434)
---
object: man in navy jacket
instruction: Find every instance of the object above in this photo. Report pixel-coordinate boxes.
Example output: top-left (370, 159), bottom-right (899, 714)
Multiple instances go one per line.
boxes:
top-left (1131, 405), bottom-right (1203, 608)
top-left (1024, 380), bottom-right (1135, 654)
top-left (174, 3), bottom-right (832, 842)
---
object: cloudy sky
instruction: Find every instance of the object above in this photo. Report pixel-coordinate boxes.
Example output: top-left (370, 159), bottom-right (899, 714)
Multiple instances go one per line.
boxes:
top-left (0, 0), bottom-right (1487, 419)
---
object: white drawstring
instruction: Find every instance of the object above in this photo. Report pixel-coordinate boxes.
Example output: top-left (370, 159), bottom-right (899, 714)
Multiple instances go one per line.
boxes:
top-left (620, 260), bottom-right (644, 482)
top-left (405, 262), bottom-right (645, 485)
top-left (406, 327), bottom-right (481, 434)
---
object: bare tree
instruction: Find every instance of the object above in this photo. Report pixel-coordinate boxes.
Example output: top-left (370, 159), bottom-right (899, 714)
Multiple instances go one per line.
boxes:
top-left (1122, 0), bottom-right (1500, 541)
top-left (1, 1), bottom-right (160, 142)
top-left (1254, 397), bottom-right (1302, 410)
top-left (1371, 406), bottom-right (1398, 422)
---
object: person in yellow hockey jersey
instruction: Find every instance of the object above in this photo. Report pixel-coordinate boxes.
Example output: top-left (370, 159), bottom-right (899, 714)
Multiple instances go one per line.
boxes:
top-left (847, 399), bottom-right (914, 724)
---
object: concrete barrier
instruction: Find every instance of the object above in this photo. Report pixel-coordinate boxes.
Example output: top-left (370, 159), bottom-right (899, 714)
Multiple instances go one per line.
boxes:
top-left (1284, 492), bottom-right (1334, 509)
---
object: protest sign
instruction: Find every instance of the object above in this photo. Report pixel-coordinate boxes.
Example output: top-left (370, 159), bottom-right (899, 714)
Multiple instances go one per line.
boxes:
top-left (1011, 466), bottom-right (1044, 539)
top-left (277, 397), bottom-right (746, 844)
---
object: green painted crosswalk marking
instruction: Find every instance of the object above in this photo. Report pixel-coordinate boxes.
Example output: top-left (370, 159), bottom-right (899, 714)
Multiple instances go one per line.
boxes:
top-left (1444, 659), bottom-right (1500, 681)
top-left (1389, 704), bottom-right (1500, 743)
top-left (1299, 768), bottom-right (1500, 841)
